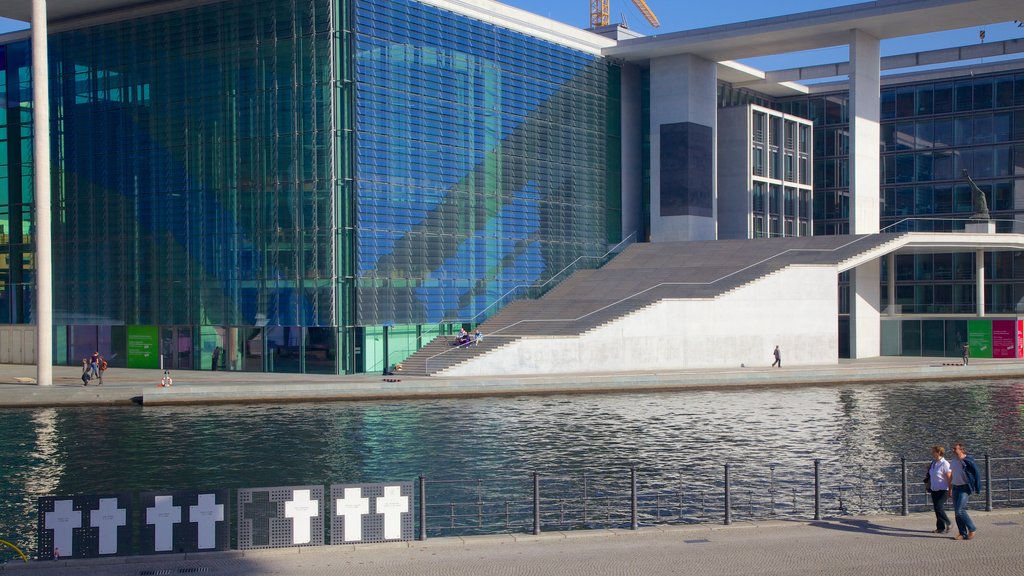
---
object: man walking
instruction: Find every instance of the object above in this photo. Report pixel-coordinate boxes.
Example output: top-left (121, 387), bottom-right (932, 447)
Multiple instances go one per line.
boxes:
top-left (949, 441), bottom-right (981, 540)
top-left (962, 343), bottom-right (969, 366)
top-left (771, 345), bottom-right (781, 368)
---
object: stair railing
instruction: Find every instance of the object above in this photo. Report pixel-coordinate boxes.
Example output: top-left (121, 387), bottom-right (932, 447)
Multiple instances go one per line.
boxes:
top-left (438, 231), bottom-right (638, 328)
top-left (422, 218), bottom-right (1024, 374)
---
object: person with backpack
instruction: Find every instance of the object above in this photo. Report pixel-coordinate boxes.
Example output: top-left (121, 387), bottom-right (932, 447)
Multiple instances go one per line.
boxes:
top-left (949, 440), bottom-right (981, 540)
top-left (97, 356), bottom-right (108, 385)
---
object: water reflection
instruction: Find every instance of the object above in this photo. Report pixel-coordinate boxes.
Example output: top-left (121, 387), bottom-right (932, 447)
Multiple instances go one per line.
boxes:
top-left (1, 378), bottom-right (1022, 553)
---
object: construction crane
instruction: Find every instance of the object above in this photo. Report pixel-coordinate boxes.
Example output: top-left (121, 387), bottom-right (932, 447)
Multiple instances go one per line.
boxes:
top-left (590, 0), bottom-right (661, 29)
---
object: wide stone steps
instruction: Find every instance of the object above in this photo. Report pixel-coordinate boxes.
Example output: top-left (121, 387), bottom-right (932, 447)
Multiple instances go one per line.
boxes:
top-left (399, 234), bottom-right (908, 375)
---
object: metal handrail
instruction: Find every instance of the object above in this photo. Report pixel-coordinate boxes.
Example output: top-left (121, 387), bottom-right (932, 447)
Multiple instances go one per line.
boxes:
top-left (418, 455), bottom-right (1024, 538)
top-left (423, 217), bottom-right (1024, 371)
top-left (436, 231), bottom-right (638, 328)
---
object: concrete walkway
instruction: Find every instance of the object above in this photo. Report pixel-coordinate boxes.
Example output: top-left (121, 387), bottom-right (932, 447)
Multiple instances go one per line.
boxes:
top-left (1, 356), bottom-right (1022, 407)
top-left (3, 510), bottom-right (1022, 575)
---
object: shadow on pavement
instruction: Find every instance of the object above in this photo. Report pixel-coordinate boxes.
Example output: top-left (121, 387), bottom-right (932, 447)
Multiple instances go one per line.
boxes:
top-left (810, 518), bottom-right (942, 540)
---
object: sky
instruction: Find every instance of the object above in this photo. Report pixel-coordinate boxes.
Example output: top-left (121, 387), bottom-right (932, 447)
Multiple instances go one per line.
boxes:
top-left (0, 0), bottom-right (1022, 72)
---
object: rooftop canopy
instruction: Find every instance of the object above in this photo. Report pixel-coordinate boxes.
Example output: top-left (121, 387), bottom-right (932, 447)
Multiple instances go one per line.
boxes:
top-left (605, 0), bottom-right (1022, 62)
top-left (0, 0), bottom-right (214, 23)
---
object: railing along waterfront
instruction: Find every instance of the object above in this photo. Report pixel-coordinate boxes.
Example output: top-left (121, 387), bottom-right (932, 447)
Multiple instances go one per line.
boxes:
top-left (416, 455), bottom-right (1024, 539)
top-left (9, 455), bottom-right (1021, 562)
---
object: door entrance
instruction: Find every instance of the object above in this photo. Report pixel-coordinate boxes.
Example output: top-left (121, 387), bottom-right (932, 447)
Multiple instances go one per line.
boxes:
top-left (160, 326), bottom-right (194, 370)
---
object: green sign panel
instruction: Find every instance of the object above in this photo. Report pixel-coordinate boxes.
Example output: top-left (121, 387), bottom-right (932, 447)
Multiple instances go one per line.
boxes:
top-left (127, 326), bottom-right (160, 369)
top-left (967, 320), bottom-right (992, 359)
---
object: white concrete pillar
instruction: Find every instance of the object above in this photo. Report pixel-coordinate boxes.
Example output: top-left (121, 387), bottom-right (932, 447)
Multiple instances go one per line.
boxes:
top-left (886, 252), bottom-right (896, 315)
top-left (850, 260), bottom-right (881, 358)
top-left (848, 30), bottom-right (881, 359)
top-left (849, 29), bottom-right (880, 234)
top-left (976, 250), bottom-right (985, 317)
top-left (649, 54), bottom-right (717, 242)
top-left (32, 0), bottom-right (52, 386)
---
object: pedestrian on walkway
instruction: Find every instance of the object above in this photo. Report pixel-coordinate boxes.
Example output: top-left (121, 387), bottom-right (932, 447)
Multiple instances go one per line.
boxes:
top-left (926, 445), bottom-right (952, 534)
top-left (771, 345), bottom-right (781, 368)
top-left (80, 358), bottom-right (92, 386)
top-left (97, 355), bottom-right (108, 385)
top-left (949, 440), bottom-right (981, 540)
top-left (962, 343), bottom-right (970, 366)
top-left (90, 351), bottom-right (101, 379)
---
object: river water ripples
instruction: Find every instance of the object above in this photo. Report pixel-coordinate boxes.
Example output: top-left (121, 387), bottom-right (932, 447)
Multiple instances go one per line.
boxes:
top-left (2, 378), bottom-right (1022, 550)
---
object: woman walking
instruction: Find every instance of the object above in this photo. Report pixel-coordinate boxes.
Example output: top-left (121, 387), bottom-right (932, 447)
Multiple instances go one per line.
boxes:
top-left (926, 445), bottom-right (952, 534)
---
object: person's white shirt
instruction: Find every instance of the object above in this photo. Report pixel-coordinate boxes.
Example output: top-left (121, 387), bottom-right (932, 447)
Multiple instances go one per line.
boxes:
top-left (930, 457), bottom-right (951, 491)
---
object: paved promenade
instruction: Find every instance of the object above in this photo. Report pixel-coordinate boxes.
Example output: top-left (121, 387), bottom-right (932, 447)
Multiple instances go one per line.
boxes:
top-left (1, 356), bottom-right (1023, 407)
top-left (3, 510), bottom-right (1022, 575)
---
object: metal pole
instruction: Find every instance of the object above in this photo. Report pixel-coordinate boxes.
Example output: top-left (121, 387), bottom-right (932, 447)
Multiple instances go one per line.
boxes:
top-left (418, 476), bottom-right (427, 541)
top-left (985, 454), bottom-right (992, 512)
top-left (900, 456), bottom-right (908, 516)
top-left (32, 0), bottom-right (53, 386)
top-left (630, 466), bottom-right (638, 530)
top-left (532, 472), bottom-right (540, 535)
top-left (724, 463), bottom-right (731, 525)
top-left (813, 459), bottom-right (821, 521)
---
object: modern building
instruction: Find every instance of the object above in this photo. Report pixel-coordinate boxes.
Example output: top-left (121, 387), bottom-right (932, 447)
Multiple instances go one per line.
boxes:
top-left (0, 0), bottom-right (1022, 376)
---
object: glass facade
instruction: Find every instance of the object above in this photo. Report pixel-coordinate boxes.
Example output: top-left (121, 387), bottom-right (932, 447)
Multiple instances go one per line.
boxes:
top-left (0, 0), bottom-right (612, 374)
top-left (352, 0), bottom-right (609, 331)
top-left (778, 70), bottom-right (1024, 353)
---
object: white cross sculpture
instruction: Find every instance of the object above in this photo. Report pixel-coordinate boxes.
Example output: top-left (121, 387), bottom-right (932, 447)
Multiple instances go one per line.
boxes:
top-left (335, 488), bottom-right (370, 542)
top-left (375, 486), bottom-right (408, 540)
top-left (44, 500), bottom-right (82, 557)
top-left (146, 495), bottom-right (181, 552)
top-left (189, 493), bottom-right (225, 549)
top-left (90, 498), bottom-right (127, 554)
top-left (284, 489), bottom-right (319, 544)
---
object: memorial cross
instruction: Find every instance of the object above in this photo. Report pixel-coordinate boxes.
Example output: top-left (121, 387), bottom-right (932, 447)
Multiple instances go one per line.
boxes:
top-left (189, 493), bottom-right (225, 549)
top-left (284, 489), bottom-right (320, 544)
top-left (375, 486), bottom-right (408, 540)
top-left (335, 488), bottom-right (370, 542)
top-left (90, 497), bottom-right (127, 554)
top-left (242, 491), bottom-right (277, 546)
top-left (44, 500), bottom-right (82, 557)
top-left (146, 495), bottom-right (182, 552)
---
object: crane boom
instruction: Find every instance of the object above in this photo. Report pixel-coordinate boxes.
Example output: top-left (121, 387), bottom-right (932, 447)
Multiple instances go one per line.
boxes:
top-left (590, 0), bottom-right (610, 27)
top-left (630, 0), bottom-right (660, 27)
top-left (591, 0), bottom-right (659, 29)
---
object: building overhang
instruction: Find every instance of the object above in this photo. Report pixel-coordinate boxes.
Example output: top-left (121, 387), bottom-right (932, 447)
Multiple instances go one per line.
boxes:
top-left (605, 0), bottom-right (1021, 63)
top-left (838, 232), bottom-right (1024, 273)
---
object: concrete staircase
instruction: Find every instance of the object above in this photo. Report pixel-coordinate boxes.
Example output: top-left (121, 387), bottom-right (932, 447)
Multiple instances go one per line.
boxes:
top-left (401, 233), bottom-right (907, 375)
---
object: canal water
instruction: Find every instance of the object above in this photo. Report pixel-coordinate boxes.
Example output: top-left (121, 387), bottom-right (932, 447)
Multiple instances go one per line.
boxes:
top-left (2, 378), bottom-right (1022, 552)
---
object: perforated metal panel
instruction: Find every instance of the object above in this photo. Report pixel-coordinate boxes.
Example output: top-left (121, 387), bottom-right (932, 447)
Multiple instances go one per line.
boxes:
top-left (139, 490), bottom-right (230, 554)
top-left (237, 486), bottom-right (324, 549)
top-left (330, 483), bottom-right (413, 544)
top-left (37, 494), bottom-right (132, 559)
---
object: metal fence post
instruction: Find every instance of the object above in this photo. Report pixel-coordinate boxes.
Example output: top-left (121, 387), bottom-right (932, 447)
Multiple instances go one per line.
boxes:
top-left (900, 456), bottom-right (908, 516)
top-left (533, 472), bottom-right (541, 535)
top-left (724, 463), bottom-right (731, 526)
top-left (814, 459), bottom-right (821, 521)
top-left (630, 466), bottom-right (638, 530)
top-left (985, 454), bottom-right (993, 512)
top-left (418, 476), bottom-right (427, 541)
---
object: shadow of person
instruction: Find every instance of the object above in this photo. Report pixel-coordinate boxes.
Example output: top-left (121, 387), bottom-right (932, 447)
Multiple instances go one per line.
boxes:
top-left (809, 518), bottom-right (938, 539)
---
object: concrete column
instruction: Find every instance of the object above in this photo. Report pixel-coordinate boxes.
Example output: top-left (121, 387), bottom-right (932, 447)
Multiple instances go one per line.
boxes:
top-left (886, 252), bottom-right (896, 315)
top-left (649, 54), bottom-right (717, 242)
top-left (850, 260), bottom-right (881, 358)
top-left (32, 0), bottom-right (52, 386)
top-left (848, 30), bottom-right (881, 359)
top-left (976, 250), bottom-right (985, 317)
top-left (848, 29), bottom-right (880, 234)
top-left (620, 63), bottom-right (643, 241)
